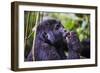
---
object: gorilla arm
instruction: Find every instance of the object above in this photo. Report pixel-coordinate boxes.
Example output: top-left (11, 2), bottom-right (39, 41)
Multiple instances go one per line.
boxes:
top-left (34, 43), bottom-right (61, 61)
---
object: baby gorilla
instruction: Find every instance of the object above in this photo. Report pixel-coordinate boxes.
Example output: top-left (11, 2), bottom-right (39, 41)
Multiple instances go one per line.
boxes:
top-left (27, 18), bottom-right (81, 61)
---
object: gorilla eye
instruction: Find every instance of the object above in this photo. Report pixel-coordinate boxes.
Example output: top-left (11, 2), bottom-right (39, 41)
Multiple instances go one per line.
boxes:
top-left (55, 24), bottom-right (60, 30)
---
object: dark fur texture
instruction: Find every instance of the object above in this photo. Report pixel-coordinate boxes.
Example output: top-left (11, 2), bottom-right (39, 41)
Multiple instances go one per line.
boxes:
top-left (27, 19), bottom-right (81, 61)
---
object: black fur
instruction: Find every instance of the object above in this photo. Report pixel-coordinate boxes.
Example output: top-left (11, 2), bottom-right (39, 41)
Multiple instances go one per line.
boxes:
top-left (27, 19), bottom-right (81, 61)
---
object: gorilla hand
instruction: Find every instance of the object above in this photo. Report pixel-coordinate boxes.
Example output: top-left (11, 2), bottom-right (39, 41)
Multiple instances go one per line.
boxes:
top-left (66, 31), bottom-right (81, 59)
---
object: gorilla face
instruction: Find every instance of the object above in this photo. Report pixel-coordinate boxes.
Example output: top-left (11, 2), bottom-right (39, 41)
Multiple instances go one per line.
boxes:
top-left (39, 19), bottom-right (67, 45)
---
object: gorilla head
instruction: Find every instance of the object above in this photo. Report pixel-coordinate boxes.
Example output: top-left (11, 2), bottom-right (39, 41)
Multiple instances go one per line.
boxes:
top-left (36, 19), bottom-right (67, 45)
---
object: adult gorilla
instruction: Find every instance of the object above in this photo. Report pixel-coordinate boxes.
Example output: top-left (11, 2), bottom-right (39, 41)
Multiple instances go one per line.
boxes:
top-left (27, 18), bottom-right (81, 61)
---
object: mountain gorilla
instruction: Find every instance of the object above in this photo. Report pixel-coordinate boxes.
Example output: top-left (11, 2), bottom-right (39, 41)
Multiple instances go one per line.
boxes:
top-left (27, 18), bottom-right (81, 61)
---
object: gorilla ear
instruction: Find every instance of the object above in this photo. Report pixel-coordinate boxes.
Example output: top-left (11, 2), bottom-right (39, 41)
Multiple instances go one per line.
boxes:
top-left (42, 32), bottom-right (48, 39)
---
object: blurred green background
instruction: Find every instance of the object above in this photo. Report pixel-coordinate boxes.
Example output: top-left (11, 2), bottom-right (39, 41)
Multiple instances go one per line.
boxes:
top-left (24, 11), bottom-right (90, 60)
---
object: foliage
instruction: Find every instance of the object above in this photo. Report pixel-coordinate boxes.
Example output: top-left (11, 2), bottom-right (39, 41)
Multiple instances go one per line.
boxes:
top-left (47, 12), bottom-right (90, 41)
